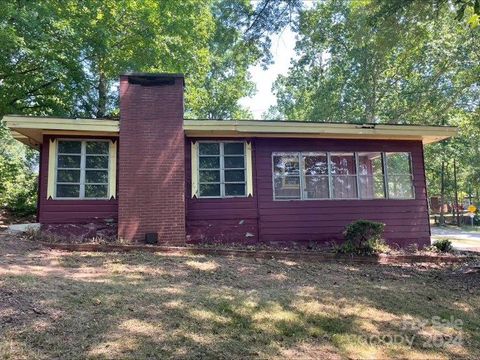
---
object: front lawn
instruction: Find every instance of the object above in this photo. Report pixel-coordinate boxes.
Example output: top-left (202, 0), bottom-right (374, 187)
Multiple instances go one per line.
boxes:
top-left (0, 235), bottom-right (479, 359)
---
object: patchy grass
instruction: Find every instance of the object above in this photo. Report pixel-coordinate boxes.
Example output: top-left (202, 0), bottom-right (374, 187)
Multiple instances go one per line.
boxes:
top-left (0, 235), bottom-right (479, 359)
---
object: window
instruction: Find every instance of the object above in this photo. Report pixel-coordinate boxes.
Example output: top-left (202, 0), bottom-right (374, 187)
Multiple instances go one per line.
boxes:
top-left (272, 151), bottom-right (414, 200)
top-left (198, 142), bottom-right (246, 197)
top-left (330, 152), bottom-right (357, 199)
top-left (303, 153), bottom-right (329, 199)
top-left (358, 152), bottom-right (385, 199)
top-left (56, 140), bottom-right (109, 199)
top-left (385, 152), bottom-right (414, 199)
top-left (273, 154), bottom-right (301, 199)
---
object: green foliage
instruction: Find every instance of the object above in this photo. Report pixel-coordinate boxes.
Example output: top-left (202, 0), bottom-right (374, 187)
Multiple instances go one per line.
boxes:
top-left (270, 0), bottom-right (480, 207)
top-left (432, 239), bottom-right (453, 252)
top-left (0, 0), bottom-right (300, 216)
top-left (337, 220), bottom-right (387, 255)
top-left (0, 122), bottom-right (38, 217)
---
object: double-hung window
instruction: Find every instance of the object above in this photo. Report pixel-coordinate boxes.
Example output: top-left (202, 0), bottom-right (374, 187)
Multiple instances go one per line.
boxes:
top-left (198, 142), bottom-right (246, 197)
top-left (55, 140), bottom-right (110, 199)
top-left (272, 151), bottom-right (414, 200)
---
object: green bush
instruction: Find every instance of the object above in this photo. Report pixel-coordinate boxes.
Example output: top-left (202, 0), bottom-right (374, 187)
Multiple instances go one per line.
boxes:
top-left (337, 220), bottom-right (387, 255)
top-left (1, 172), bottom-right (38, 217)
top-left (432, 239), bottom-right (453, 253)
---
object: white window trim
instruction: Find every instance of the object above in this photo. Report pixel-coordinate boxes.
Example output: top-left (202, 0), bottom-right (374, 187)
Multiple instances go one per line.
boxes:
top-left (197, 141), bottom-right (248, 199)
top-left (272, 151), bottom-right (415, 201)
top-left (54, 139), bottom-right (110, 200)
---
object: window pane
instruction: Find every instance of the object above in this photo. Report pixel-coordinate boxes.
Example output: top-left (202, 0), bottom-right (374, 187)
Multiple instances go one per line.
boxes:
top-left (225, 184), bottom-right (246, 196)
top-left (304, 175), bottom-right (329, 199)
top-left (274, 175), bottom-right (301, 199)
top-left (56, 184), bottom-right (80, 198)
top-left (386, 152), bottom-right (411, 174)
top-left (359, 175), bottom-right (385, 199)
top-left (200, 183), bottom-right (220, 197)
top-left (388, 175), bottom-right (414, 199)
top-left (199, 156), bottom-right (220, 169)
top-left (86, 141), bottom-right (109, 154)
top-left (58, 141), bottom-right (81, 154)
top-left (303, 154), bottom-right (328, 175)
top-left (57, 169), bottom-right (80, 183)
top-left (199, 170), bottom-right (220, 183)
top-left (224, 143), bottom-right (244, 155)
top-left (224, 156), bottom-right (244, 169)
top-left (358, 153), bottom-right (385, 199)
top-left (332, 176), bottom-right (357, 199)
top-left (85, 170), bottom-right (108, 184)
top-left (386, 153), bottom-right (414, 199)
top-left (58, 155), bottom-right (81, 168)
top-left (273, 154), bottom-right (300, 176)
top-left (330, 153), bottom-right (356, 175)
top-left (86, 155), bottom-right (108, 169)
top-left (199, 143), bottom-right (220, 155)
top-left (85, 184), bottom-right (108, 198)
top-left (225, 170), bottom-right (245, 182)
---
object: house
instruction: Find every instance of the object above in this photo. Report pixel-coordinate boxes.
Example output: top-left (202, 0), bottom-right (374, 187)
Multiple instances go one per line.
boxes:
top-left (4, 73), bottom-right (457, 247)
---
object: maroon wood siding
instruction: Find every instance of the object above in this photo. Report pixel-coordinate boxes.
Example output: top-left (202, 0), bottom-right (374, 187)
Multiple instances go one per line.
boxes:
top-left (38, 135), bottom-right (118, 224)
top-left (186, 137), bottom-right (431, 247)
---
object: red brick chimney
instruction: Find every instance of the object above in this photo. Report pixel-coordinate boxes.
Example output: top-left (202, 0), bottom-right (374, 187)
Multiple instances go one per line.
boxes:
top-left (118, 73), bottom-right (185, 244)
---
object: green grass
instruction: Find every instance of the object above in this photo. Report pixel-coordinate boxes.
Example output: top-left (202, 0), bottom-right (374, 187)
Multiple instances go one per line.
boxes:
top-left (0, 236), bottom-right (479, 359)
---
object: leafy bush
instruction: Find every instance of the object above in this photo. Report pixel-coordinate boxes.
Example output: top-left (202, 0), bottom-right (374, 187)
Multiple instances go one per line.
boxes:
top-left (337, 220), bottom-right (387, 255)
top-left (0, 125), bottom-right (38, 217)
top-left (432, 239), bottom-right (453, 253)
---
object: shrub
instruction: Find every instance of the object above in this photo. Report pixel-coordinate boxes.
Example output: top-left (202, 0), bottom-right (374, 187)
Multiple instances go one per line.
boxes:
top-left (432, 239), bottom-right (453, 253)
top-left (337, 220), bottom-right (387, 255)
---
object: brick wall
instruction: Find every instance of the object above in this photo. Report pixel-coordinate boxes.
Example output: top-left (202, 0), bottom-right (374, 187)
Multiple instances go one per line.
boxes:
top-left (118, 74), bottom-right (186, 243)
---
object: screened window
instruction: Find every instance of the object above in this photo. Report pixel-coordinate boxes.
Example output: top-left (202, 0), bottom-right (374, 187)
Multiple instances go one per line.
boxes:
top-left (385, 152), bottom-right (414, 199)
top-left (56, 140), bottom-right (109, 199)
top-left (198, 142), bottom-right (246, 197)
top-left (358, 152), bottom-right (385, 199)
top-left (272, 151), bottom-right (414, 200)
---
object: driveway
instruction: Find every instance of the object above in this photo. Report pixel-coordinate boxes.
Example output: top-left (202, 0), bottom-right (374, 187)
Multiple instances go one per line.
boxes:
top-left (431, 227), bottom-right (480, 252)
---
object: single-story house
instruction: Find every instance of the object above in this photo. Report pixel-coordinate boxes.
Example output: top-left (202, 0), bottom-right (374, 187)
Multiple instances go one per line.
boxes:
top-left (4, 73), bottom-right (457, 247)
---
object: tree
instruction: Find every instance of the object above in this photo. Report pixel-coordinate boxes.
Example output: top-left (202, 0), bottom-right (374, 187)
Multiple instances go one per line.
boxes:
top-left (271, 0), bottom-right (479, 215)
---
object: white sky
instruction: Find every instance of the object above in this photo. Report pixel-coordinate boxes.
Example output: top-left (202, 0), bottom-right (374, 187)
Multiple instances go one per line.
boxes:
top-left (238, 26), bottom-right (297, 119)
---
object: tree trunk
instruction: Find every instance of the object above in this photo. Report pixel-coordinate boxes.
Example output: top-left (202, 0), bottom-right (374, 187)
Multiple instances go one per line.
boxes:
top-left (439, 161), bottom-right (446, 225)
top-left (96, 71), bottom-right (107, 118)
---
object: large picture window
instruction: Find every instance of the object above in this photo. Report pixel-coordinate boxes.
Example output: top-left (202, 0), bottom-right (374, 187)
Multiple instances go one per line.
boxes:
top-left (272, 151), bottom-right (414, 200)
top-left (198, 142), bottom-right (246, 198)
top-left (56, 140), bottom-right (109, 199)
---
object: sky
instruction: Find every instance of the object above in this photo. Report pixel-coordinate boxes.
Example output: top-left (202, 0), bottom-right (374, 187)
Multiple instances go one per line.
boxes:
top-left (238, 26), bottom-right (297, 119)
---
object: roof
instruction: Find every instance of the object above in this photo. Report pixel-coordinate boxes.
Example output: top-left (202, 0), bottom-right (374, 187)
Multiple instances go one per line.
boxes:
top-left (3, 115), bottom-right (119, 149)
top-left (184, 119), bottom-right (457, 144)
top-left (3, 115), bottom-right (456, 149)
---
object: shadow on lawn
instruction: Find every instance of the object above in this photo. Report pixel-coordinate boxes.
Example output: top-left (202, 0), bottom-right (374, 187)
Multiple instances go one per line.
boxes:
top-left (0, 243), bottom-right (479, 359)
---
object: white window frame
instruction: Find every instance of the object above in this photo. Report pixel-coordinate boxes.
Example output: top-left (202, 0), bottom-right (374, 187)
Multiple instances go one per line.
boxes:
top-left (54, 139), bottom-right (110, 200)
top-left (272, 151), bottom-right (415, 201)
top-left (197, 141), bottom-right (247, 198)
